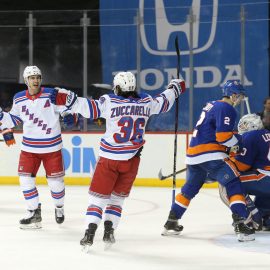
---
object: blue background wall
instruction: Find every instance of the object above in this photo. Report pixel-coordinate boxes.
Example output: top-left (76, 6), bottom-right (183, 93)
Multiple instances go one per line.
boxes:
top-left (99, 0), bottom-right (269, 131)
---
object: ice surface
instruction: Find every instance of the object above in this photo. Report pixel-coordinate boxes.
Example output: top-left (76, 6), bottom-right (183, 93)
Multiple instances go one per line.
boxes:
top-left (0, 186), bottom-right (270, 270)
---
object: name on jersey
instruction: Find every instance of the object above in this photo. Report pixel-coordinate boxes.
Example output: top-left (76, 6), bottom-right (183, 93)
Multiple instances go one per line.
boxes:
top-left (22, 105), bottom-right (52, 134)
top-left (111, 105), bottom-right (150, 118)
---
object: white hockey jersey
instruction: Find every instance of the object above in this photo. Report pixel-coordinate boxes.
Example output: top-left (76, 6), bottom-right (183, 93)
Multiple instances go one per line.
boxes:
top-left (0, 87), bottom-right (65, 153)
top-left (71, 88), bottom-right (178, 160)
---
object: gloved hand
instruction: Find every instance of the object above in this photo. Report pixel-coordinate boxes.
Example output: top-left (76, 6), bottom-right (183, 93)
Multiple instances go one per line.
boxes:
top-left (228, 133), bottom-right (243, 156)
top-left (2, 128), bottom-right (16, 146)
top-left (50, 87), bottom-right (78, 109)
top-left (61, 110), bottom-right (78, 129)
top-left (168, 79), bottom-right (186, 98)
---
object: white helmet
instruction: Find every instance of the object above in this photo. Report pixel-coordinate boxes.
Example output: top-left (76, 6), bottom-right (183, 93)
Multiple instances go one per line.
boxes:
top-left (23, 66), bottom-right (42, 87)
top-left (238, 113), bottom-right (263, 134)
top-left (113, 72), bottom-right (136, 94)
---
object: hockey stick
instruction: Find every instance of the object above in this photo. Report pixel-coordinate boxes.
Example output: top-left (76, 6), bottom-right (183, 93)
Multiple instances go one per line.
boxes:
top-left (244, 97), bottom-right (251, 114)
top-left (171, 36), bottom-right (181, 204)
top-left (158, 167), bottom-right (187, 180)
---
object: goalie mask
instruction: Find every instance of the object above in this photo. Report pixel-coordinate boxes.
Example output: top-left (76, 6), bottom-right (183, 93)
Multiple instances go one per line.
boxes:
top-left (113, 72), bottom-right (136, 95)
top-left (23, 66), bottom-right (42, 87)
top-left (238, 113), bottom-right (263, 134)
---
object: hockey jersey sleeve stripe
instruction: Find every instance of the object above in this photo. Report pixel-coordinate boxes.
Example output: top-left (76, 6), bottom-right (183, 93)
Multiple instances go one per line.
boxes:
top-left (10, 114), bottom-right (22, 126)
top-left (158, 94), bottom-right (170, 113)
top-left (91, 100), bottom-right (101, 119)
top-left (187, 143), bottom-right (227, 156)
top-left (230, 157), bottom-right (251, 172)
top-left (216, 131), bottom-right (234, 143)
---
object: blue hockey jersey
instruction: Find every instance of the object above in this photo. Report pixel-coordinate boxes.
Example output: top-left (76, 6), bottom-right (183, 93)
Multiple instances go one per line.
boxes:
top-left (233, 129), bottom-right (270, 176)
top-left (186, 100), bottom-right (239, 165)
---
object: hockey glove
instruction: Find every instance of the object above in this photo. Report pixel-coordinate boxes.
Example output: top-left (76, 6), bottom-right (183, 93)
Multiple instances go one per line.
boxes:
top-left (228, 134), bottom-right (243, 156)
top-left (2, 128), bottom-right (16, 146)
top-left (50, 87), bottom-right (78, 109)
top-left (61, 110), bottom-right (78, 129)
top-left (168, 79), bottom-right (186, 98)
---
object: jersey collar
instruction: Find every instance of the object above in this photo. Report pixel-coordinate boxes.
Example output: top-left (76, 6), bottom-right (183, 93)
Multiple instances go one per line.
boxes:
top-left (26, 87), bottom-right (44, 100)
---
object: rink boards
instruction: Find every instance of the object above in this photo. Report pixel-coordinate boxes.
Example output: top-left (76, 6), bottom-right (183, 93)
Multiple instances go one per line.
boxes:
top-left (0, 132), bottom-right (217, 188)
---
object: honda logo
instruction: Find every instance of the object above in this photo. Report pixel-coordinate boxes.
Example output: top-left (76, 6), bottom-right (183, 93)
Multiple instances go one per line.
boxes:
top-left (139, 0), bottom-right (218, 55)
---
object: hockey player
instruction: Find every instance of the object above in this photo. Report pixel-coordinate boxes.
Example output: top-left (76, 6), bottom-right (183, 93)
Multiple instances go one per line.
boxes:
top-left (162, 80), bottom-right (255, 242)
top-left (220, 113), bottom-right (270, 231)
top-left (0, 66), bottom-right (75, 229)
top-left (49, 71), bottom-right (186, 249)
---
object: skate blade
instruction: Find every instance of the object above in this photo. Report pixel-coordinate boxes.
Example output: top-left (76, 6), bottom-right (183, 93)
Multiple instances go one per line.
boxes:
top-left (161, 229), bottom-right (182, 236)
top-left (81, 245), bottom-right (91, 253)
top-left (237, 233), bottom-right (255, 242)
top-left (104, 241), bottom-right (115, 251)
top-left (20, 222), bottom-right (42, 230)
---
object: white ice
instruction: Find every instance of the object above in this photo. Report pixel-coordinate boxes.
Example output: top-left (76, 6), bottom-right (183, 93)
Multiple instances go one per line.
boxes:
top-left (1, 186), bottom-right (270, 270)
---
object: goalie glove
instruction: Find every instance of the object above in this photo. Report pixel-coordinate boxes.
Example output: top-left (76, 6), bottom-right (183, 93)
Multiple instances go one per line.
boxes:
top-left (167, 79), bottom-right (186, 98)
top-left (61, 110), bottom-right (78, 129)
top-left (2, 128), bottom-right (16, 146)
top-left (50, 87), bottom-right (78, 109)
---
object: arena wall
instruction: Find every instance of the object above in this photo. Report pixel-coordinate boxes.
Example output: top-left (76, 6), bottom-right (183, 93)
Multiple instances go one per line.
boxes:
top-left (0, 132), bottom-right (217, 188)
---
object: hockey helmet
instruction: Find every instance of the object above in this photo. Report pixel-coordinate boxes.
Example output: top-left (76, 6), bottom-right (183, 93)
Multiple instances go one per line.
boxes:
top-left (238, 113), bottom-right (263, 134)
top-left (23, 66), bottom-right (42, 87)
top-left (222, 80), bottom-right (245, 97)
top-left (113, 72), bottom-right (136, 94)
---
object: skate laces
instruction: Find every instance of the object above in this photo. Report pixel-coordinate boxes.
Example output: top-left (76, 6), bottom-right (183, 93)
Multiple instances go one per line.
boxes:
top-left (55, 206), bottom-right (64, 217)
top-left (24, 210), bottom-right (35, 219)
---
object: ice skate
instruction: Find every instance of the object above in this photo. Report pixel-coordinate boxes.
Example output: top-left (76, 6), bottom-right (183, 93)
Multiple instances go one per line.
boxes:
top-left (232, 213), bottom-right (255, 242)
top-left (262, 215), bottom-right (270, 231)
top-left (80, 223), bottom-right (97, 252)
top-left (162, 210), bottom-right (183, 236)
top-left (55, 206), bottom-right (65, 224)
top-left (103, 220), bottom-right (115, 250)
top-left (20, 203), bottom-right (42, 229)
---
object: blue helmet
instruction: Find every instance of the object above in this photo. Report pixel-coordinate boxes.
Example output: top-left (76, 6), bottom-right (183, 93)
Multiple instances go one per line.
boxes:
top-left (222, 80), bottom-right (245, 97)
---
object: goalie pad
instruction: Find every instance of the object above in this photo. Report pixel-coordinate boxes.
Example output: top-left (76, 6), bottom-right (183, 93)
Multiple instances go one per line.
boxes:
top-left (218, 184), bottom-right (262, 230)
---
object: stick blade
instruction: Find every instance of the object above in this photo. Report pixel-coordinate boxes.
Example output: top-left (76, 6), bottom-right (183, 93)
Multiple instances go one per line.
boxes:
top-left (158, 169), bottom-right (165, 180)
